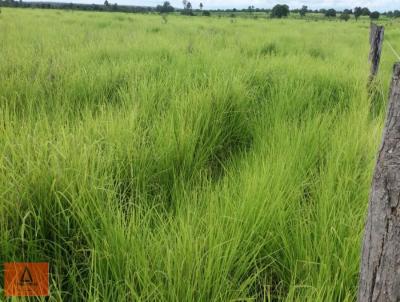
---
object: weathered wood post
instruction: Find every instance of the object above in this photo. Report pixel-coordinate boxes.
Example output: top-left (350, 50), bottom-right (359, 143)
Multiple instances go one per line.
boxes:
top-left (369, 23), bottom-right (384, 82)
top-left (358, 62), bottom-right (400, 302)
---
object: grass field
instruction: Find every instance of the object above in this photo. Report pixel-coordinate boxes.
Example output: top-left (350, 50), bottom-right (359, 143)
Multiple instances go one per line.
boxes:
top-left (1, 8), bottom-right (400, 301)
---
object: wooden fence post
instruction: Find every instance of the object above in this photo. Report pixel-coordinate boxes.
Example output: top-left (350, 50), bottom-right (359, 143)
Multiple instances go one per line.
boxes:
top-left (369, 23), bottom-right (384, 82)
top-left (358, 62), bottom-right (400, 302)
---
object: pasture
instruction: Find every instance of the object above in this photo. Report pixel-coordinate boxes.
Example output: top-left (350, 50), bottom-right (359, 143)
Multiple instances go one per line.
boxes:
top-left (0, 8), bottom-right (400, 301)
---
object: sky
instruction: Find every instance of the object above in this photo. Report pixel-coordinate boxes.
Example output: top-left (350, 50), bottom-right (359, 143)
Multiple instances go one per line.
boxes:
top-left (29, 0), bottom-right (400, 12)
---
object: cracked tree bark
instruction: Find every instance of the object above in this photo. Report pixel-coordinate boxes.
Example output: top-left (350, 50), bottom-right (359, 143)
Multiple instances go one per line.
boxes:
top-left (369, 23), bottom-right (384, 82)
top-left (358, 63), bottom-right (400, 302)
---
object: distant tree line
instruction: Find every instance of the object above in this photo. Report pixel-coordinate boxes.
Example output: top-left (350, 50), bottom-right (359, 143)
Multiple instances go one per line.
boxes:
top-left (0, 0), bottom-right (214, 16)
top-left (269, 4), bottom-right (387, 20)
top-left (1, 0), bottom-right (398, 21)
top-left (387, 10), bottom-right (400, 18)
top-left (0, 0), bottom-right (156, 13)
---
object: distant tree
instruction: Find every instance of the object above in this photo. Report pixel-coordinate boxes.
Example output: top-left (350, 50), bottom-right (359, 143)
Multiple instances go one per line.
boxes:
top-left (370, 11), bottom-right (380, 20)
top-left (387, 11), bottom-right (394, 18)
top-left (202, 10), bottom-right (210, 16)
top-left (361, 7), bottom-right (370, 16)
top-left (156, 1), bottom-right (174, 13)
top-left (270, 4), bottom-right (289, 18)
top-left (112, 3), bottom-right (117, 10)
top-left (299, 5), bottom-right (307, 17)
top-left (325, 8), bottom-right (336, 17)
top-left (199, 2), bottom-right (203, 10)
top-left (104, 0), bottom-right (109, 6)
top-left (340, 13), bottom-right (350, 21)
top-left (343, 8), bottom-right (352, 14)
top-left (181, 0), bottom-right (193, 15)
top-left (319, 8), bottom-right (326, 15)
top-left (354, 7), bottom-right (362, 20)
top-left (394, 10), bottom-right (400, 18)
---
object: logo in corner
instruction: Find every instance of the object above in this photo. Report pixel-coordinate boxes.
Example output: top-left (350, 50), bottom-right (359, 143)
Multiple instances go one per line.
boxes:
top-left (4, 262), bottom-right (49, 297)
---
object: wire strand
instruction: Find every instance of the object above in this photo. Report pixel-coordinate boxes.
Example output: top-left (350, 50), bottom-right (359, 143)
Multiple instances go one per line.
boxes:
top-left (386, 39), bottom-right (400, 61)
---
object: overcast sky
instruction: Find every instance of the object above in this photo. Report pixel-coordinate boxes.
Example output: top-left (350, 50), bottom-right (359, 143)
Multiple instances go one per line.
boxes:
top-left (30, 0), bottom-right (400, 11)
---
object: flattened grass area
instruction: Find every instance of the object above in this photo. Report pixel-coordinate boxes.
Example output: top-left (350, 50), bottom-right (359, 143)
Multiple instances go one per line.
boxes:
top-left (0, 8), bottom-right (399, 301)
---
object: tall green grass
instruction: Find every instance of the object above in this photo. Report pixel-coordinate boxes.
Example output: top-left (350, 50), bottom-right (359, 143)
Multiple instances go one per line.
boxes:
top-left (0, 8), bottom-right (399, 301)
